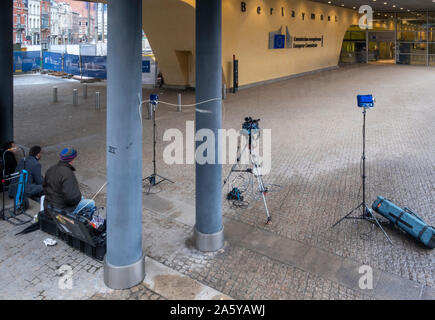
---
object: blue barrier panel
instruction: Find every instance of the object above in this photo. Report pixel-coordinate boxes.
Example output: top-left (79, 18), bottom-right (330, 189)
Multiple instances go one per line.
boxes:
top-left (142, 60), bottom-right (150, 73)
top-left (81, 55), bottom-right (107, 79)
top-left (13, 52), bottom-right (23, 72)
top-left (14, 51), bottom-right (41, 72)
top-left (24, 51), bottom-right (41, 71)
top-left (43, 51), bottom-right (63, 72)
top-left (64, 54), bottom-right (81, 76)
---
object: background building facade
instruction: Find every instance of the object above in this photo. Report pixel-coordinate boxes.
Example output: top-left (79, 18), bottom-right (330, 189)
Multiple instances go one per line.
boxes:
top-left (13, 0), bottom-right (28, 45)
top-left (40, 0), bottom-right (50, 49)
top-left (27, 0), bottom-right (40, 45)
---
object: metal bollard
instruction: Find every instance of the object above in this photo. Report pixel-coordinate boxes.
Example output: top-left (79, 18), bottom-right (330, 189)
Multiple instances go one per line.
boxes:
top-left (53, 87), bottom-right (58, 103)
top-left (222, 83), bottom-right (227, 100)
top-left (147, 102), bottom-right (153, 120)
top-left (95, 92), bottom-right (101, 110)
top-left (83, 83), bottom-right (88, 98)
top-left (73, 89), bottom-right (78, 106)
top-left (177, 93), bottom-right (182, 112)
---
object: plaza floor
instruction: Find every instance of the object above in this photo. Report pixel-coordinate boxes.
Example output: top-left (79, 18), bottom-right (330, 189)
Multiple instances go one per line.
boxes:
top-left (0, 64), bottom-right (434, 300)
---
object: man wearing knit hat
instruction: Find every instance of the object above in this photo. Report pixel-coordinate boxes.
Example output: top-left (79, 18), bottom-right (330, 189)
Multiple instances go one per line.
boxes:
top-left (43, 147), bottom-right (95, 214)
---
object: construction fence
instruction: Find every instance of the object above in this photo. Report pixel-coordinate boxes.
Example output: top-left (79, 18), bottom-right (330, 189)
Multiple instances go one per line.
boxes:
top-left (13, 51), bottom-right (155, 82)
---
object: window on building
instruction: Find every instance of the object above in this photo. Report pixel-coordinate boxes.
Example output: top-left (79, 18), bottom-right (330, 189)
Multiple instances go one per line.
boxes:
top-left (397, 12), bottom-right (429, 65)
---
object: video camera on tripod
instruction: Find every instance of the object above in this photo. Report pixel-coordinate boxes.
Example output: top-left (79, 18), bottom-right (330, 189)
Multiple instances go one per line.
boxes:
top-left (242, 117), bottom-right (260, 133)
top-left (223, 116), bottom-right (272, 225)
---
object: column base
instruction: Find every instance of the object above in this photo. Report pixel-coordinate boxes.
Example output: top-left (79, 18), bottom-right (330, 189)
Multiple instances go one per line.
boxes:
top-left (104, 253), bottom-right (145, 290)
top-left (194, 226), bottom-right (224, 252)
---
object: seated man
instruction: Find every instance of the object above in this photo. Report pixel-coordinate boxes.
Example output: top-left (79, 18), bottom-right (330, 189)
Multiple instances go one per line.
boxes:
top-left (9, 145), bottom-right (44, 201)
top-left (43, 148), bottom-right (95, 215)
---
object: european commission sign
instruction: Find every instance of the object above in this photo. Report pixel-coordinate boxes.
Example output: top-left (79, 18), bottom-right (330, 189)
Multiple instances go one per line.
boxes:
top-left (273, 34), bottom-right (286, 49)
top-left (269, 26), bottom-right (324, 50)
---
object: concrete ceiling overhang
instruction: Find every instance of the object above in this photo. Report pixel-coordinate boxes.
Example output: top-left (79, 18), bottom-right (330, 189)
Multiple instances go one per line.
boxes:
top-left (309, 0), bottom-right (435, 12)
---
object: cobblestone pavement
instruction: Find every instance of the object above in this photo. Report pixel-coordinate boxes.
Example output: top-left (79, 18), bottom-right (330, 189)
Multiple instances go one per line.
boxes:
top-left (90, 283), bottom-right (166, 300)
top-left (1, 64), bottom-right (434, 300)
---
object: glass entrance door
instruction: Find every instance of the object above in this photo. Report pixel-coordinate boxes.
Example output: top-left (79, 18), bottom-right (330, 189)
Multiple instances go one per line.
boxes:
top-left (368, 31), bottom-right (396, 64)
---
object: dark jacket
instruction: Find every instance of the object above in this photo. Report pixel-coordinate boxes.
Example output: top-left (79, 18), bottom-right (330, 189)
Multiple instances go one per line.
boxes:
top-left (43, 161), bottom-right (82, 211)
top-left (0, 149), bottom-right (17, 191)
top-left (8, 156), bottom-right (44, 198)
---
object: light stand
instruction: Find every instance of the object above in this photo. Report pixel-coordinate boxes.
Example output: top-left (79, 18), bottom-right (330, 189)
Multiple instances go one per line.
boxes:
top-left (144, 94), bottom-right (174, 187)
top-left (332, 95), bottom-right (393, 245)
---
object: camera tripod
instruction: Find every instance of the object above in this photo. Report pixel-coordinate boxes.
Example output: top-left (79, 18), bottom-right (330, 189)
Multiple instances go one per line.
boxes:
top-left (223, 119), bottom-right (271, 225)
top-left (332, 108), bottom-right (393, 245)
top-left (144, 96), bottom-right (174, 188)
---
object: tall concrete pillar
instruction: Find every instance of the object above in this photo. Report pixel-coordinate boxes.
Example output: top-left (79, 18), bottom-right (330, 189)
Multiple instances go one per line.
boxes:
top-left (194, 0), bottom-right (224, 252)
top-left (0, 1), bottom-right (13, 146)
top-left (104, 0), bottom-right (145, 289)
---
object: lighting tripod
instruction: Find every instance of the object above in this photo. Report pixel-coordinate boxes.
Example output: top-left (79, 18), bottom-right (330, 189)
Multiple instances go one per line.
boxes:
top-left (332, 97), bottom-right (393, 245)
top-left (144, 95), bottom-right (174, 187)
top-left (223, 119), bottom-right (271, 225)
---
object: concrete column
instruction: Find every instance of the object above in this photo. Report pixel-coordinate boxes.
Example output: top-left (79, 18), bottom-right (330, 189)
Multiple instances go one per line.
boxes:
top-left (0, 1), bottom-right (13, 146)
top-left (104, 0), bottom-right (144, 289)
top-left (194, 0), bottom-right (224, 252)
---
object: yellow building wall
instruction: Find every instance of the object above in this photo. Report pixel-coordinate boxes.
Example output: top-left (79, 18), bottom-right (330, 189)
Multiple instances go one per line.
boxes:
top-left (142, 0), bottom-right (196, 87)
top-left (142, 0), bottom-right (358, 88)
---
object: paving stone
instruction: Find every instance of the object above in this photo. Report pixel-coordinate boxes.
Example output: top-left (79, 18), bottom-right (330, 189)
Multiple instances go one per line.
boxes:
top-left (421, 286), bottom-right (435, 300)
top-left (300, 247), bottom-right (344, 279)
top-left (373, 271), bottom-right (424, 300)
top-left (331, 258), bottom-right (381, 295)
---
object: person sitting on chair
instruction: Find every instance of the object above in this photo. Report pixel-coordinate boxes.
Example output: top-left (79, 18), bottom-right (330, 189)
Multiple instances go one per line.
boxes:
top-left (43, 148), bottom-right (95, 215)
top-left (8, 145), bottom-right (44, 201)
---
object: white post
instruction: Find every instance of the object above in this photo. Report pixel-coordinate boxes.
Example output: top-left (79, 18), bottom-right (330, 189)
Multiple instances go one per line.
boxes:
top-left (53, 87), bottom-right (58, 102)
top-left (95, 91), bottom-right (101, 109)
top-left (73, 89), bottom-right (78, 106)
top-left (177, 93), bottom-right (182, 112)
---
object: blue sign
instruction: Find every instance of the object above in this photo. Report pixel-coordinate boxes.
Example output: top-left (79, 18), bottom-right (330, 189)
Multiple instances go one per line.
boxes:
top-left (274, 34), bottom-right (285, 49)
top-left (142, 60), bottom-right (151, 73)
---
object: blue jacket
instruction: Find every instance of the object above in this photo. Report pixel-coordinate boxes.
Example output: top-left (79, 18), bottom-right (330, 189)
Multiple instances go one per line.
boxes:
top-left (9, 156), bottom-right (44, 198)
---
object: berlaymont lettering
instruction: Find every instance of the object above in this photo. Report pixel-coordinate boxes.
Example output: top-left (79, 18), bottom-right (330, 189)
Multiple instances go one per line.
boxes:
top-left (240, 1), bottom-right (338, 22)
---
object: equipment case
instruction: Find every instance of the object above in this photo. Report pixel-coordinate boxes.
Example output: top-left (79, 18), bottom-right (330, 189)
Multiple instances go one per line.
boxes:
top-left (38, 208), bottom-right (106, 261)
top-left (372, 196), bottom-right (435, 249)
